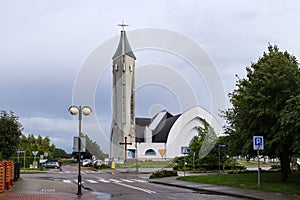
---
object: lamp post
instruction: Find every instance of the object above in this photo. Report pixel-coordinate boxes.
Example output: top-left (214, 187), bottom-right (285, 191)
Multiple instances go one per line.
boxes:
top-left (69, 105), bottom-right (92, 196)
top-left (218, 144), bottom-right (226, 174)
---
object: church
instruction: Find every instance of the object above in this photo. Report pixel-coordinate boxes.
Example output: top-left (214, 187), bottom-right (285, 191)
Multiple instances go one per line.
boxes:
top-left (110, 27), bottom-right (222, 162)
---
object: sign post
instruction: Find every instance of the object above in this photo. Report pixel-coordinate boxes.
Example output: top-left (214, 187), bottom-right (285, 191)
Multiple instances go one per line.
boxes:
top-left (253, 136), bottom-right (264, 187)
top-left (158, 149), bottom-right (166, 170)
top-left (181, 146), bottom-right (190, 176)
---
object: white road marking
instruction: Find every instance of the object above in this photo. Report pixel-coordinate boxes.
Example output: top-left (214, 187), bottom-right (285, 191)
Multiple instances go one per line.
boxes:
top-left (86, 179), bottom-right (98, 183)
top-left (120, 179), bottom-right (134, 183)
top-left (115, 182), bottom-right (156, 194)
top-left (63, 180), bottom-right (71, 183)
top-left (74, 180), bottom-right (85, 184)
top-left (109, 178), bottom-right (122, 183)
top-left (131, 179), bottom-right (147, 183)
top-left (98, 178), bottom-right (110, 183)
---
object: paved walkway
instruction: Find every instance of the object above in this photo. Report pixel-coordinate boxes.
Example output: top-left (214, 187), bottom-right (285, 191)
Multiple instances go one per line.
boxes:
top-left (0, 178), bottom-right (99, 200)
top-left (150, 176), bottom-right (300, 200)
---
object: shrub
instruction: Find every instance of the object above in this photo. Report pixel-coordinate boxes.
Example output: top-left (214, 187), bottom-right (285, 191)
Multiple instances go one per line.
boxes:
top-left (149, 170), bottom-right (178, 179)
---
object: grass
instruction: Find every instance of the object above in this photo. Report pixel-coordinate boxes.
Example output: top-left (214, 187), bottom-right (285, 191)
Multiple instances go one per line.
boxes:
top-left (178, 172), bottom-right (300, 195)
top-left (236, 159), bottom-right (279, 167)
top-left (117, 160), bottom-right (174, 168)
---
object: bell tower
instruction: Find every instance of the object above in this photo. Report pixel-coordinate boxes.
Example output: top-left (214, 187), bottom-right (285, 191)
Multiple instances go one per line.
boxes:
top-left (110, 24), bottom-right (136, 161)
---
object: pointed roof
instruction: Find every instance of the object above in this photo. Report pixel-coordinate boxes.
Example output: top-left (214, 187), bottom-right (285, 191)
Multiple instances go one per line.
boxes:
top-left (112, 30), bottom-right (136, 60)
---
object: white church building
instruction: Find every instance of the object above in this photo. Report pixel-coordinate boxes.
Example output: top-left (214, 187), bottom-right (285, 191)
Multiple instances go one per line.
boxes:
top-left (110, 28), bottom-right (222, 162)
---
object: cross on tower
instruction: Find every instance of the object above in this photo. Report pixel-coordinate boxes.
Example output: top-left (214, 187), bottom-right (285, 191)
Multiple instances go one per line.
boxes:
top-left (118, 21), bottom-right (129, 30)
top-left (119, 137), bottom-right (132, 165)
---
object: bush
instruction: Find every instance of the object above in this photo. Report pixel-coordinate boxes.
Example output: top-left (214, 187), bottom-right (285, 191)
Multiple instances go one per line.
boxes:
top-left (271, 164), bottom-right (281, 170)
top-left (149, 170), bottom-right (178, 179)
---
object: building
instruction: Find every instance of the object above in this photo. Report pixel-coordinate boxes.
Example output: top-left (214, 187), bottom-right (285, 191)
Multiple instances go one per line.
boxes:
top-left (110, 28), bottom-right (222, 162)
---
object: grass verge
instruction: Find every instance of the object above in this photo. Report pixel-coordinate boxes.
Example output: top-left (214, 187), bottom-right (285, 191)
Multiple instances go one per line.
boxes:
top-left (178, 172), bottom-right (300, 195)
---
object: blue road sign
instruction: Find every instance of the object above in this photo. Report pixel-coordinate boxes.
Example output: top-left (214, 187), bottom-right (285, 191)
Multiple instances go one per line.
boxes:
top-left (253, 136), bottom-right (264, 150)
top-left (181, 146), bottom-right (190, 154)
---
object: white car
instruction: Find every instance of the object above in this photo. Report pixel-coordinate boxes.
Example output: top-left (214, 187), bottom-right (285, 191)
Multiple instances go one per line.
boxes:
top-left (82, 159), bottom-right (92, 167)
top-left (93, 160), bottom-right (103, 168)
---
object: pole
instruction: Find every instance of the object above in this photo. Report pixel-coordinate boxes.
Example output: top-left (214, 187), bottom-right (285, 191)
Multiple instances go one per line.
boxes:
top-left (218, 145), bottom-right (220, 174)
top-left (184, 154), bottom-right (186, 176)
top-left (135, 139), bottom-right (138, 173)
top-left (17, 151), bottom-right (20, 164)
top-left (77, 106), bottom-right (82, 196)
top-left (24, 151), bottom-right (26, 169)
top-left (257, 148), bottom-right (260, 187)
top-left (193, 152), bottom-right (195, 171)
top-left (124, 137), bottom-right (127, 166)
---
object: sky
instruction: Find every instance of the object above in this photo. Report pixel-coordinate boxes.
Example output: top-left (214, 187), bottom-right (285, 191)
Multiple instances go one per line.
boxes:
top-left (1, 0), bottom-right (300, 154)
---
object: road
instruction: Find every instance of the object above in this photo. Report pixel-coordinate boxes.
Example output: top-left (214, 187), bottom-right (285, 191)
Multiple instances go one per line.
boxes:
top-left (22, 164), bottom-right (240, 200)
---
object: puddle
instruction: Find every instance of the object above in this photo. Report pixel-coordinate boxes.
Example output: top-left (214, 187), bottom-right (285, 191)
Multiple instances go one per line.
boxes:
top-left (91, 191), bottom-right (112, 200)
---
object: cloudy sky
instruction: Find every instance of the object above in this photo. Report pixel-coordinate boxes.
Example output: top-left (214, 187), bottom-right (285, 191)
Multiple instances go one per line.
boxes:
top-left (1, 0), bottom-right (300, 154)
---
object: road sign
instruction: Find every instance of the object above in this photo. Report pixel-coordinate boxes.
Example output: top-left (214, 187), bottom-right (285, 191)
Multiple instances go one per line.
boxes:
top-left (158, 149), bottom-right (166, 157)
top-left (181, 146), bottom-right (190, 154)
top-left (253, 136), bottom-right (264, 150)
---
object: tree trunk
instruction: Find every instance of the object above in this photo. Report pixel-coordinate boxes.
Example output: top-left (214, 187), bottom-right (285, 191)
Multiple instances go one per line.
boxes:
top-left (279, 153), bottom-right (291, 182)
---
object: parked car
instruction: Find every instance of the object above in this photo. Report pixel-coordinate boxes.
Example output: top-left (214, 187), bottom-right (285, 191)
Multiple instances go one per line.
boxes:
top-left (82, 159), bottom-right (92, 167)
top-left (93, 160), bottom-right (103, 169)
top-left (44, 159), bottom-right (61, 169)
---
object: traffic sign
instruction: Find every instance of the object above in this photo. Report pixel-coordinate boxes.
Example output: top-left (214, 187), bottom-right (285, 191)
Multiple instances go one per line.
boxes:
top-left (253, 136), bottom-right (264, 150)
top-left (158, 149), bottom-right (166, 157)
top-left (181, 146), bottom-right (190, 154)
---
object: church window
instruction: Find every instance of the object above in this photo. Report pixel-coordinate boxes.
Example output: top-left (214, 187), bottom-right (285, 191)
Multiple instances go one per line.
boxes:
top-left (114, 64), bottom-right (118, 71)
top-left (145, 149), bottom-right (156, 156)
top-left (123, 63), bottom-right (126, 71)
top-left (129, 65), bottom-right (133, 72)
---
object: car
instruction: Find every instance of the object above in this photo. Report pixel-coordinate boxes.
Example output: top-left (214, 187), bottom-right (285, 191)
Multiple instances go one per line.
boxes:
top-left (93, 160), bottom-right (103, 169)
top-left (44, 159), bottom-right (61, 169)
top-left (82, 159), bottom-right (92, 167)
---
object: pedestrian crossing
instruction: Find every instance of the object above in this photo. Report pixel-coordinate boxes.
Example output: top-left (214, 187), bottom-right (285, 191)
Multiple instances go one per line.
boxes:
top-left (63, 178), bottom-right (148, 185)
top-left (60, 170), bottom-right (102, 174)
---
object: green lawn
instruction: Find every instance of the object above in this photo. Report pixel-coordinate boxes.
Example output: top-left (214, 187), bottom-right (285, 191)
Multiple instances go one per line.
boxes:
top-left (118, 160), bottom-right (174, 168)
top-left (178, 172), bottom-right (300, 195)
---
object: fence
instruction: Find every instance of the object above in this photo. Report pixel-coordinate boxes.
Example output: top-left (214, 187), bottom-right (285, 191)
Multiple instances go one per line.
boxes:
top-left (0, 160), bottom-right (19, 193)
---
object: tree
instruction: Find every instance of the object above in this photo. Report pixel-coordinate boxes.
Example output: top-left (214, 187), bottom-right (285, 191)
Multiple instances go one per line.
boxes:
top-left (19, 134), bottom-right (56, 159)
top-left (85, 134), bottom-right (108, 160)
top-left (0, 110), bottom-right (23, 159)
top-left (53, 148), bottom-right (70, 158)
top-left (223, 45), bottom-right (300, 181)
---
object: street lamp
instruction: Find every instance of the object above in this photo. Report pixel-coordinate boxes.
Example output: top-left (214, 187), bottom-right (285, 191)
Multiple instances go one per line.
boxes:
top-left (69, 105), bottom-right (92, 196)
top-left (218, 144), bottom-right (227, 174)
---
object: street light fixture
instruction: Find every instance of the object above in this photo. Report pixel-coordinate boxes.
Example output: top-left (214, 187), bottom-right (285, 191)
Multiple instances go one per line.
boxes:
top-left (68, 105), bottom-right (92, 196)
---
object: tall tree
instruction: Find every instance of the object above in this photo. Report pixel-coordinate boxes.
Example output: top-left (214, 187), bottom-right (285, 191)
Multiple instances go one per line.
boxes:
top-left (19, 134), bottom-right (56, 158)
top-left (85, 134), bottom-right (108, 160)
top-left (223, 45), bottom-right (300, 181)
top-left (0, 111), bottom-right (23, 159)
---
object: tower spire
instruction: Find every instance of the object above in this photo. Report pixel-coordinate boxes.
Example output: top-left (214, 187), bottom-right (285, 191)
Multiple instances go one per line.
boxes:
top-left (112, 22), bottom-right (136, 60)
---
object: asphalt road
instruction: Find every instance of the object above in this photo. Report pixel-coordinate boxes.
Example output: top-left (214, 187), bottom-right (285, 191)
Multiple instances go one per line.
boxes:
top-left (22, 164), bottom-right (241, 200)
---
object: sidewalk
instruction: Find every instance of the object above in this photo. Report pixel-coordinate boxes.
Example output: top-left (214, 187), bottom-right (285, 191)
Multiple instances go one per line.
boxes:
top-left (0, 177), bottom-right (99, 200)
top-left (150, 176), bottom-right (300, 200)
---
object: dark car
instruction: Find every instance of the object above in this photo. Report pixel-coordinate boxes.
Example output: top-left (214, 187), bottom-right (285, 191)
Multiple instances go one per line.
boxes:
top-left (44, 159), bottom-right (61, 169)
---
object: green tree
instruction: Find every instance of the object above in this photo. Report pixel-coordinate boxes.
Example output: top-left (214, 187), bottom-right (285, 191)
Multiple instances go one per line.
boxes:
top-left (53, 148), bottom-right (70, 158)
top-left (223, 45), bottom-right (300, 181)
top-left (85, 134), bottom-right (108, 160)
top-left (19, 134), bottom-right (56, 159)
top-left (0, 110), bottom-right (23, 159)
